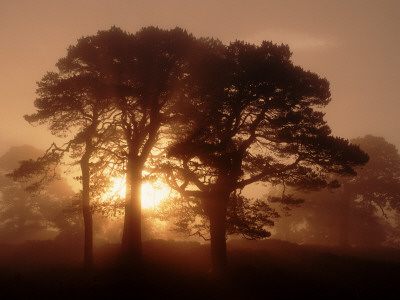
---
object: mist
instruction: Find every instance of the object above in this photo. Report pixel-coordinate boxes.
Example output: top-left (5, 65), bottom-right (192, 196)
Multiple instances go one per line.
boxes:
top-left (1, 140), bottom-right (400, 298)
top-left (1, 5), bottom-right (400, 295)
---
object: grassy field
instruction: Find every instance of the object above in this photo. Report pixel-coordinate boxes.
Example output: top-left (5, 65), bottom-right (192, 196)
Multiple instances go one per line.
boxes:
top-left (0, 239), bottom-right (399, 299)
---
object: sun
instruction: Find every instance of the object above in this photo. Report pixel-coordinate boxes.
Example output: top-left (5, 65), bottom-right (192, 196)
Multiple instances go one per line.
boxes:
top-left (141, 182), bottom-right (170, 209)
top-left (107, 177), bottom-right (170, 209)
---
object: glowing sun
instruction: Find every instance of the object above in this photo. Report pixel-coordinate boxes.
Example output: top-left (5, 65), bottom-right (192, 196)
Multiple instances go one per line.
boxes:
top-left (108, 177), bottom-right (170, 209)
top-left (141, 182), bottom-right (170, 209)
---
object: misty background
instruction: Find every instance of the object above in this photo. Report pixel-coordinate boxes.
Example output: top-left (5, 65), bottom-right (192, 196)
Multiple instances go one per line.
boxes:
top-left (1, 0), bottom-right (400, 155)
top-left (0, 1), bottom-right (399, 298)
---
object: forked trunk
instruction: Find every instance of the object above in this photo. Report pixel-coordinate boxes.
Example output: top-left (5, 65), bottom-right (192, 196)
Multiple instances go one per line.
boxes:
top-left (121, 162), bottom-right (142, 264)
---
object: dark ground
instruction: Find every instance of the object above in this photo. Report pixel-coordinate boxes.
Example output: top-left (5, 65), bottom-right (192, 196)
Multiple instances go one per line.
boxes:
top-left (0, 239), bottom-right (399, 299)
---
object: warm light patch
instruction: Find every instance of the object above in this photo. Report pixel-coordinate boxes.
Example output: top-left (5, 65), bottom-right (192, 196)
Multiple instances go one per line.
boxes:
top-left (107, 177), bottom-right (170, 209)
top-left (141, 181), bottom-right (170, 209)
top-left (108, 177), bottom-right (126, 199)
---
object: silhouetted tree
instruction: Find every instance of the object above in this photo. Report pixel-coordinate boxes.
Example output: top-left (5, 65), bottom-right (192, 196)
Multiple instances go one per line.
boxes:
top-left (48, 27), bottom-right (210, 265)
top-left (111, 27), bottom-right (202, 263)
top-left (164, 40), bottom-right (369, 273)
top-left (12, 26), bottom-right (210, 267)
top-left (8, 28), bottom-right (126, 269)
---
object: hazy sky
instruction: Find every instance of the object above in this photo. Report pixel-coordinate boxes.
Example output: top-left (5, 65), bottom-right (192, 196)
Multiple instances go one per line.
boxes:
top-left (1, 0), bottom-right (399, 155)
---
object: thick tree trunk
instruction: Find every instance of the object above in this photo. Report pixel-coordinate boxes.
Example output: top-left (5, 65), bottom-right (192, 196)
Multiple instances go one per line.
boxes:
top-left (121, 161), bottom-right (142, 264)
top-left (204, 196), bottom-right (229, 275)
top-left (81, 156), bottom-right (93, 270)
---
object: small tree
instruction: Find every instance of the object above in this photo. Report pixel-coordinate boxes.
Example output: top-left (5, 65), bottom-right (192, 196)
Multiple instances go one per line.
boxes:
top-left (0, 145), bottom-right (76, 243)
top-left (340, 135), bottom-right (400, 246)
top-left (272, 135), bottom-right (400, 248)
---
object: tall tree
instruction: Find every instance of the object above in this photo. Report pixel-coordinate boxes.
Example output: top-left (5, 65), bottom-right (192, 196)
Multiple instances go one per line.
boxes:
top-left (114, 27), bottom-right (199, 262)
top-left (11, 26), bottom-right (206, 267)
top-left (165, 40), bottom-right (369, 273)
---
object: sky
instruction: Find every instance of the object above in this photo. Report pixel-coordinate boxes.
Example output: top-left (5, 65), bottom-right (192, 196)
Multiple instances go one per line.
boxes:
top-left (1, 0), bottom-right (399, 155)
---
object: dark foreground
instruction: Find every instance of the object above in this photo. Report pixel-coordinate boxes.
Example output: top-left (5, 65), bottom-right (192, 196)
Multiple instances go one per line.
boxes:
top-left (0, 239), bottom-right (399, 299)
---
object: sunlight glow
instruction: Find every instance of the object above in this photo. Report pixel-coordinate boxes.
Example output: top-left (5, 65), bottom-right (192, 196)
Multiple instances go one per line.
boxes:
top-left (141, 182), bottom-right (170, 209)
top-left (107, 177), bottom-right (170, 210)
top-left (108, 177), bottom-right (126, 199)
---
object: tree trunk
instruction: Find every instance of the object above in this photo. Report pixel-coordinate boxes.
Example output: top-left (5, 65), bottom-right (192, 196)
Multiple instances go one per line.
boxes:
top-left (339, 187), bottom-right (351, 247)
top-left (121, 160), bottom-right (142, 264)
top-left (204, 196), bottom-right (228, 275)
top-left (81, 155), bottom-right (93, 270)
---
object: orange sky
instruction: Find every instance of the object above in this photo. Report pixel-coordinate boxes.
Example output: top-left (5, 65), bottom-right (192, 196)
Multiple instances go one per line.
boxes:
top-left (1, 0), bottom-right (399, 154)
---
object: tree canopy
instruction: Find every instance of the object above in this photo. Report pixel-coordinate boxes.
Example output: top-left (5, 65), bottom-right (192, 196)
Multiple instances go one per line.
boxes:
top-left (9, 27), bottom-right (370, 274)
top-left (162, 40), bottom-right (369, 272)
